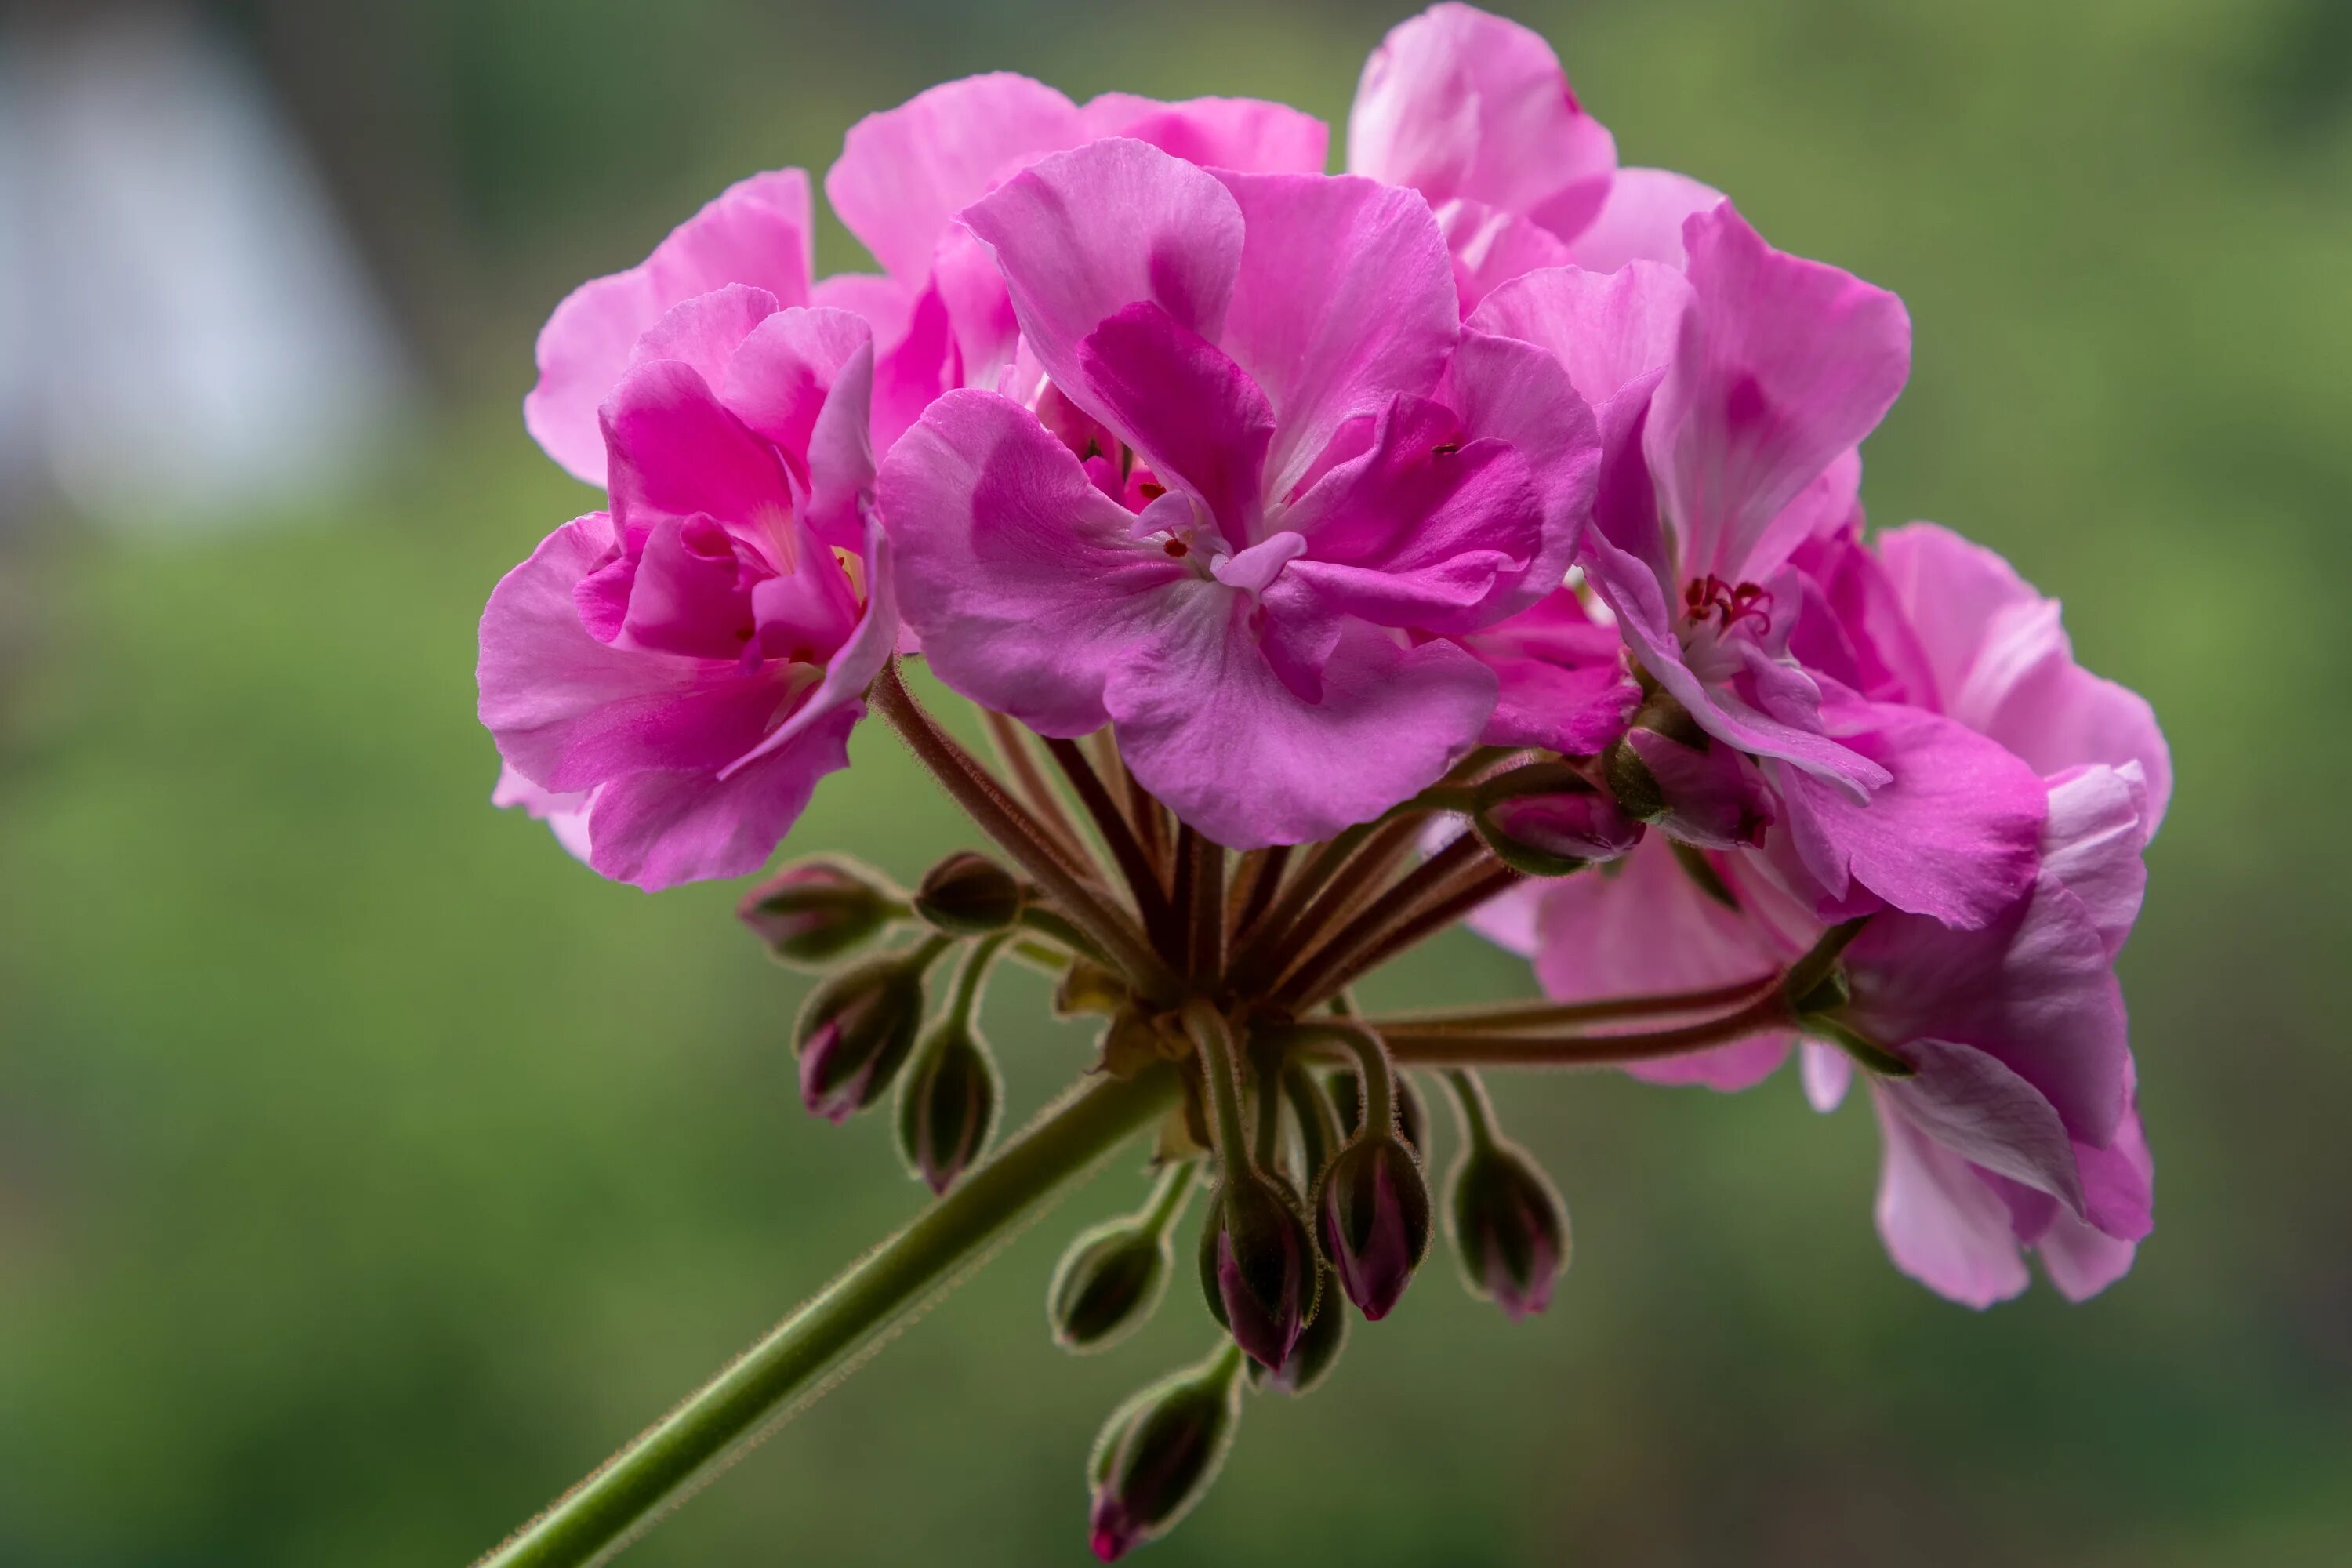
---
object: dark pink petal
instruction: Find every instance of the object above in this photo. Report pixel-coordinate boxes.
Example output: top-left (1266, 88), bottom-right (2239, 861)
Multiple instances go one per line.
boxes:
top-left (1646, 204), bottom-right (1910, 584)
top-left (1627, 728), bottom-right (1772, 849)
top-left (1110, 610), bottom-right (1497, 848)
top-left (2039, 1102), bottom-right (2152, 1299)
top-left (722, 306), bottom-right (877, 552)
top-left (600, 360), bottom-right (793, 546)
top-left (727, 510), bottom-right (900, 778)
top-left (1465, 589), bottom-right (1639, 757)
top-left (1081, 93), bottom-right (1330, 174)
top-left (1076, 303), bottom-right (1275, 546)
top-left (1561, 168), bottom-right (1726, 273)
top-left (1871, 1090), bottom-right (2032, 1308)
top-left (1843, 877), bottom-right (2129, 1149)
top-left (1213, 170), bottom-right (1458, 492)
top-left (1881, 1038), bottom-right (2085, 1214)
top-left (1877, 523), bottom-right (2172, 834)
top-left (1439, 328), bottom-right (1603, 615)
top-left (878, 390), bottom-right (1190, 738)
top-left (1348, 3), bottom-right (1617, 244)
top-left (826, 73), bottom-right (1084, 282)
top-left (1771, 699), bottom-right (2046, 929)
top-left (619, 515), bottom-right (761, 660)
top-left (527, 170), bottom-right (813, 485)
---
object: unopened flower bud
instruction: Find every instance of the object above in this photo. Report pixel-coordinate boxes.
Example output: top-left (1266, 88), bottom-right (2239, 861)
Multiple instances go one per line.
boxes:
top-left (793, 949), bottom-right (933, 1124)
top-left (895, 1017), bottom-right (1000, 1194)
top-left (737, 858), bottom-right (898, 967)
top-left (1087, 1349), bottom-right (1244, 1562)
top-left (913, 850), bottom-right (1025, 935)
top-left (1475, 789), bottom-right (1642, 877)
top-left (1247, 1264), bottom-right (1348, 1397)
top-left (1447, 1142), bottom-right (1570, 1320)
top-left (1196, 1170), bottom-right (1318, 1370)
top-left (1330, 1067), bottom-right (1428, 1160)
top-left (1051, 1217), bottom-right (1174, 1353)
top-left (1316, 1134), bottom-right (1433, 1321)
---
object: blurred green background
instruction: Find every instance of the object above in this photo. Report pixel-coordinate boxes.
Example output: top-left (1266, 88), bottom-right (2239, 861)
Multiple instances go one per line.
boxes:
top-left (3, 0), bottom-right (2348, 1562)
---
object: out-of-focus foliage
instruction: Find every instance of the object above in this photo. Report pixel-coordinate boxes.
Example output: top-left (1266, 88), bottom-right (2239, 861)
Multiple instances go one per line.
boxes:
top-left (3, 0), bottom-right (2348, 1563)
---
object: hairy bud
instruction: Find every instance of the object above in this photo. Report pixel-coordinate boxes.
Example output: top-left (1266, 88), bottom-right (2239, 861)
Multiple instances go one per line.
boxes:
top-left (895, 1017), bottom-right (1001, 1194)
top-left (1050, 1216), bottom-right (1174, 1353)
top-left (1316, 1134), bottom-right (1434, 1321)
top-left (1196, 1170), bottom-right (1318, 1370)
top-left (1447, 1142), bottom-right (1570, 1320)
top-left (1087, 1350), bottom-right (1244, 1562)
top-left (737, 858), bottom-right (898, 967)
top-left (793, 951), bottom-right (931, 1124)
top-left (1475, 789), bottom-right (1643, 877)
top-left (1247, 1263), bottom-right (1348, 1396)
top-left (912, 850), bottom-right (1025, 935)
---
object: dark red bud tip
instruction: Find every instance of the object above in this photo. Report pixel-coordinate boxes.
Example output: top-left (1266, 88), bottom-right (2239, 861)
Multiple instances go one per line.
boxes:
top-left (1089, 1498), bottom-right (1138, 1562)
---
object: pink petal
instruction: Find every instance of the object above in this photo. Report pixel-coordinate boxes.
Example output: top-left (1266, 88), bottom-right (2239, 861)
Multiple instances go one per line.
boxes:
top-left (1771, 699), bottom-right (2046, 930)
top-left (626, 284), bottom-right (783, 395)
top-left (1877, 524), bottom-right (2171, 835)
top-left (877, 390), bottom-right (1189, 738)
top-left (1800, 1040), bottom-right (1852, 1112)
top-left (1081, 93), bottom-right (1330, 174)
top-left (526, 170), bottom-right (813, 485)
top-left (1871, 1090), bottom-right (2031, 1308)
top-left (1843, 876), bottom-right (2129, 1149)
top-left (1529, 837), bottom-right (1790, 1091)
top-left (1646, 203), bottom-right (1910, 585)
top-left (1432, 198), bottom-right (1573, 311)
top-left (2038, 764), bottom-right (2151, 961)
top-left (1465, 588), bottom-right (1639, 757)
top-left (1109, 608), bottom-right (1498, 848)
top-left (492, 764), bottom-right (596, 865)
top-left (1562, 168), bottom-right (1726, 273)
top-left (958, 138), bottom-right (1245, 430)
top-left (1212, 170), bottom-right (1459, 493)
top-left (1348, 3), bottom-right (1617, 244)
top-left (1437, 328), bottom-right (1603, 615)
top-left (826, 73), bottom-right (1083, 282)
top-left (1076, 303), bottom-right (1275, 546)
top-left (600, 360), bottom-right (793, 546)
top-left (1882, 1038), bottom-right (2085, 1214)
top-left (721, 306), bottom-right (877, 552)
top-left (619, 515), bottom-right (761, 660)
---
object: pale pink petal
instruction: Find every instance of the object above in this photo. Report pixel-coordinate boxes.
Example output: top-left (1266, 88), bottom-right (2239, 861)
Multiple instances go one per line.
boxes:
top-left (1081, 93), bottom-right (1330, 174)
top-left (958, 139), bottom-right (1245, 427)
top-left (1882, 1038), bottom-right (2085, 1213)
top-left (1530, 837), bottom-right (1789, 1091)
top-left (626, 284), bottom-right (782, 394)
top-left (877, 390), bottom-right (1190, 738)
top-left (826, 74), bottom-right (1083, 281)
top-left (1800, 1040), bottom-right (1852, 1112)
top-left (527, 170), bottom-right (813, 485)
top-left (1877, 524), bottom-right (2171, 834)
top-left (492, 764), bottom-right (595, 865)
top-left (1348, 3), bottom-right (1616, 243)
top-left (1432, 198), bottom-right (1573, 311)
top-left (1871, 1091), bottom-right (2031, 1308)
top-left (2038, 764), bottom-right (2151, 961)
top-left (1646, 204), bottom-right (1910, 584)
top-left (1770, 700), bottom-right (2046, 930)
top-left (1212, 170), bottom-right (1458, 492)
top-left (1562, 168), bottom-right (1726, 273)
top-left (1109, 608), bottom-right (1498, 848)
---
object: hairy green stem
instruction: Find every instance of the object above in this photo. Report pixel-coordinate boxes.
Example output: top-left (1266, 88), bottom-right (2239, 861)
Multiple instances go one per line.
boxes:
top-left (476, 1065), bottom-right (1181, 1568)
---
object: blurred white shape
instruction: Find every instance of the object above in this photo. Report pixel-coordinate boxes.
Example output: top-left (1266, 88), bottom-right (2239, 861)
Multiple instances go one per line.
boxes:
top-left (0, 5), bottom-right (409, 528)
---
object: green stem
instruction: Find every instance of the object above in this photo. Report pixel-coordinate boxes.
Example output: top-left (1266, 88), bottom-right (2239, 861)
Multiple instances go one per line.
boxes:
top-left (1439, 1068), bottom-right (1502, 1151)
top-left (1138, 1159), bottom-right (1200, 1237)
top-left (1179, 1000), bottom-right (1252, 1171)
top-left (943, 932), bottom-right (1011, 1029)
top-left (475, 1065), bottom-right (1181, 1568)
top-left (1271, 1019), bottom-right (1395, 1137)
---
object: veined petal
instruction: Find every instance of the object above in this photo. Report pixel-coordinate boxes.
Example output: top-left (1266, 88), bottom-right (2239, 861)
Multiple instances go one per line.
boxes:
top-left (722, 306), bottom-right (877, 552)
top-left (1882, 1039), bottom-right (2086, 1214)
top-left (1562, 168), bottom-right (1725, 274)
top-left (600, 360), bottom-right (793, 546)
top-left (1871, 1090), bottom-right (2032, 1308)
top-left (1081, 93), bottom-right (1330, 174)
top-left (1076, 303), bottom-right (1274, 546)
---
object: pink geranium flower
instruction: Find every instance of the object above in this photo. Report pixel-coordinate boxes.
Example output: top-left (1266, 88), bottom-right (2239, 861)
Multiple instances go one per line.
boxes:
top-left (1348, 3), bottom-right (1725, 307)
top-left (481, 292), bottom-right (894, 888)
top-left (879, 138), bottom-right (1601, 847)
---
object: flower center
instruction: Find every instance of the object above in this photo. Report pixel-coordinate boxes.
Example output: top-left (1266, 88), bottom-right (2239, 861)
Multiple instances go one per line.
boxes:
top-left (1682, 575), bottom-right (1773, 637)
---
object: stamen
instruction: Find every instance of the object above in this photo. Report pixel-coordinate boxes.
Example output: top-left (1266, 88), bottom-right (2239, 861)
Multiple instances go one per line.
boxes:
top-left (1138, 482), bottom-right (1167, 502)
top-left (1163, 538), bottom-right (1189, 558)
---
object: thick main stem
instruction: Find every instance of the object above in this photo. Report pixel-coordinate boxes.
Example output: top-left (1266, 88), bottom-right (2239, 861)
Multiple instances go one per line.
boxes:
top-left (477, 1065), bottom-right (1181, 1568)
top-left (1374, 994), bottom-right (1793, 1067)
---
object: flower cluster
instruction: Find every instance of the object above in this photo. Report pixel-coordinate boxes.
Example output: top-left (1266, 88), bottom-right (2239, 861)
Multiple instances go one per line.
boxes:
top-left (476, 5), bottom-right (2167, 1562)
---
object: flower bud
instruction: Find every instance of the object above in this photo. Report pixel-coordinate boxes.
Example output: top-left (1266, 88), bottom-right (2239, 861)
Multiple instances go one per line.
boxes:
top-left (895, 1017), bottom-right (1000, 1194)
top-left (1446, 1142), bottom-right (1570, 1320)
top-left (1050, 1216), bottom-right (1174, 1353)
top-left (736, 858), bottom-right (898, 967)
top-left (1196, 1169), bottom-right (1318, 1370)
top-left (1087, 1350), bottom-right (1244, 1562)
top-left (1475, 789), bottom-right (1642, 877)
top-left (793, 951), bottom-right (931, 1124)
top-left (1247, 1264), bottom-right (1348, 1396)
top-left (912, 850), bottom-right (1025, 935)
top-left (1330, 1067), bottom-right (1429, 1160)
top-left (1316, 1134), bottom-right (1434, 1321)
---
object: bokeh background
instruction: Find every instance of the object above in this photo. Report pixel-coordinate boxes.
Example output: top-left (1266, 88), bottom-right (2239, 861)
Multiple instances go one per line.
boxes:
top-left (3, 0), bottom-right (2348, 1562)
